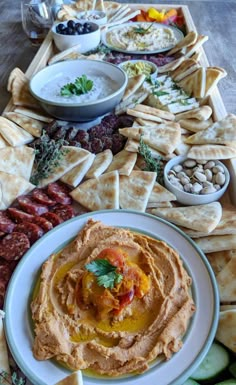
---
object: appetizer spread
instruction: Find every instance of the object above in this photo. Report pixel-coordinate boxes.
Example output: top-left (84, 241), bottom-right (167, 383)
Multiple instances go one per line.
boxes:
top-left (0, 1), bottom-right (236, 384)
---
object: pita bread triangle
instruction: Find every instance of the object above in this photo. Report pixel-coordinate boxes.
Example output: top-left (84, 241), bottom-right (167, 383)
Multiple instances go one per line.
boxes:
top-left (60, 152), bottom-right (95, 187)
top-left (7, 67), bottom-right (39, 109)
top-left (0, 313), bottom-right (11, 385)
top-left (175, 106), bottom-right (213, 121)
top-left (150, 202), bottom-right (222, 233)
top-left (119, 170), bottom-right (156, 212)
top-left (179, 118), bottom-right (213, 133)
top-left (148, 181), bottom-right (176, 203)
top-left (194, 234), bottom-right (236, 253)
top-left (0, 146), bottom-right (35, 180)
top-left (122, 74), bottom-right (146, 101)
top-left (187, 144), bottom-right (236, 160)
top-left (216, 254), bottom-right (236, 302)
top-left (206, 250), bottom-right (233, 275)
top-left (0, 116), bottom-right (33, 146)
top-left (70, 171), bottom-right (119, 210)
top-left (132, 104), bottom-right (175, 121)
top-left (158, 56), bottom-right (185, 74)
top-left (4, 111), bottom-right (43, 137)
top-left (119, 123), bottom-right (181, 155)
top-left (167, 31), bottom-right (198, 56)
top-left (106, 149), bottom-right (137, 175)
top-left (0, 171), bottom-right (35, 209)
top-left (205, 67), bottom-right (227, 97)
top-left (216, 310), bottom-right (236, 352)
top-left (178, 67), bottom-right (206, 98)
top-left (185, 35), bottom-right (209, 58)
top-left (85, 149), bottom-right (113, 179)
top-left (38, 146), bottom-right (91, 188)
top-left (185, 114), bottom-right (236, 145)
top-left (55, 370), bottom-right (83, 385)
top-left (172, 58), bottom-right (200, 82)
top-left (0, 135), bottom-right (8, 149)
top-left (14, 106), bottom-right (53, 123)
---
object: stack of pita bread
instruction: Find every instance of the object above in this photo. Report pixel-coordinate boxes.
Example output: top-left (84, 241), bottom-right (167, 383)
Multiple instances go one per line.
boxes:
top-left (69, 148), bottom-right (177, 212)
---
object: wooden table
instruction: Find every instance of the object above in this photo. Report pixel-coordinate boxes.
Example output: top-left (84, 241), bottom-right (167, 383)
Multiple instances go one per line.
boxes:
top-left (0, 0), bottom-right (236, 115)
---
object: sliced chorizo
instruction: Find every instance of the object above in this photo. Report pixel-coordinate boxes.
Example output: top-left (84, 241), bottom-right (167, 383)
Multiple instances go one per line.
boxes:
top-left (33, 216), bottom-right (53, 233)
top-left (41, 212), bottom-right (63, 227)
top-left (0, 232), bottom-right (30, 261)
top-left (17, 196), bottom-right (49, 216)
top-left (52, 204), bottom-right (75, 222)
top-left (14, 222), bottom-right (44, 245)
top-left (32, 189), bottom-right (56, 206)
top-left (0, 211), bottom-right (15, 233)
top-left (8, 208), bottom-right (34, 223)
top-left (47, 183), bottom-right (72, 205)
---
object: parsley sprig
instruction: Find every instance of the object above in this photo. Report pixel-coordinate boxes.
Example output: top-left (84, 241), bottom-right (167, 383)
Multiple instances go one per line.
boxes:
top-left (133, 23), bottom-right (154, 35)
top-left (138, 136), bottom-right (164, 185)
top-left (30, 131), bottom-right (68, 186)
top-left (60, 75), bottom-right (93, 97)
top-left (85, 259), bottom-right (123, 289)
top-left (0, 370), bottom-right (25, 385)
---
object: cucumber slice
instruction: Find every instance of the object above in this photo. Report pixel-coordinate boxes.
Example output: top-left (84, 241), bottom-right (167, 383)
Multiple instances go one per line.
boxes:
top-left (229, 362), bottom-right (236, 379)
top-left (191, 342), bottom-right (230, 381)
top-left (183, 379), bottom-right (200, 385)
top-left (215, 380), bottom-right (236, 384)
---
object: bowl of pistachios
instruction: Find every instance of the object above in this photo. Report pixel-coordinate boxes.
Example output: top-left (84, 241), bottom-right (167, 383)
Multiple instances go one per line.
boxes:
top-left (164, 155), bottom-right (230, 205)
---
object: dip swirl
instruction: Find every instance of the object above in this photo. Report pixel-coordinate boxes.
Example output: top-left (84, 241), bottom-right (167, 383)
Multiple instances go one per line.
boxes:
top-left (31, 219), bottom-right (195, 376)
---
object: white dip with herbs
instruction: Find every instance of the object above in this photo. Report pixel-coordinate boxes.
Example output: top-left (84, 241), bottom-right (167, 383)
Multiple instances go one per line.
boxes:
top-left (106, 23), bottom-right (178, 52)
top-left (40, 74), bottom-right (119, 103)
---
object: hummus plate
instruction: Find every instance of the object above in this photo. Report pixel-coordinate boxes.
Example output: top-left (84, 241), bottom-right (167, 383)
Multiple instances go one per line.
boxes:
top-left (101, 22), bottom-right (184, 54)
top-left (4, 210), bottom-right (219, 385)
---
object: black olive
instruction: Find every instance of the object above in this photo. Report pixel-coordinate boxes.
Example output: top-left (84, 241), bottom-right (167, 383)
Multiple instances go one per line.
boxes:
top-left (77, 25), bottom-right (84, 34)
top-left (56, 23), bottom-right (66, 33)
top-left (83, 27), bottom-right (91, 34)
top-left (83, 22), bottom-right (91, 30)
top-left (67, 27), bottom-right (74, 35)
top-left (67, 20), bottom-right (76, 29)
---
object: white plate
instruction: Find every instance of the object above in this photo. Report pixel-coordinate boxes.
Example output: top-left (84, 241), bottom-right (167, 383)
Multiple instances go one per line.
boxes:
top-left (4, 210), bottom-right (219, 385)
top-left (101, 22), bottom-right (184, 54)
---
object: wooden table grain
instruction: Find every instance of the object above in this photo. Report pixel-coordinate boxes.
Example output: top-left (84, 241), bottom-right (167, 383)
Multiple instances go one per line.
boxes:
top-left (0, 0), bottom-right (235, 115)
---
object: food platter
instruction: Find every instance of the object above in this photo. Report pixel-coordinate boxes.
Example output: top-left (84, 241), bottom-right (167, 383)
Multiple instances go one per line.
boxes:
top-left (4, 210), bottom-right (219, 385)
top-left (101, 22), bottom-right (184, 54)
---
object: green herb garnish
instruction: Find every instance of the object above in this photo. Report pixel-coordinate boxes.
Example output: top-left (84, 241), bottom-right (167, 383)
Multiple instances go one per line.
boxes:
top-left (179, 99), bottom-right (190, 105)
top-left (30, 130), bottom-right (68, 186)
top-left (60, 75), bottom-right (93, 97)
top-left (138, 136), bottom-right (164, 185)
top-left (133, 23), bottom-right (154, 35)
top-left (152, 90), bottom-right (169, 97)
top-left (85, 259), bottom-right (123, 289)
top-left (0, 370), bottom-right (26, 385)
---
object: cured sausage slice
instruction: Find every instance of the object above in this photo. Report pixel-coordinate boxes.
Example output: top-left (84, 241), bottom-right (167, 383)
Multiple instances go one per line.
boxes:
top-left (41, 212), bottom-right (62, 227)
top-left (8, 208), bottom-right (34, 223)
top-left (17, 196), bottom-right (49, 216)
top-left (47, 183), bottom-right (72, 205)
top-left (33, 216), bottom-right (53, 233)
top-left (52, 204), bottom-right (75, 222)
top-left (0, 259), bottom-right (12, 283)
top-left (0, 232), bottom-right (30, 261)
top-left (32, 189), bottom-right (56, 206)
top-left (14, 222), bottom-right (44, 245)
top-left (0, 211), bottom-right (15, 233)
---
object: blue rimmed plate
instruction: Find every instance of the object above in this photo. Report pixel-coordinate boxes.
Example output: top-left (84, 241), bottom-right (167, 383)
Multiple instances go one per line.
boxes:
top-left (4, 210), bottom-right (219, 385)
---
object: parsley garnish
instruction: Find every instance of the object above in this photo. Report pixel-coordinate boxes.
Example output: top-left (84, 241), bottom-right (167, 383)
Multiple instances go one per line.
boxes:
top-left (138, 136), bottom-right (164, 185)
top-left (145, 75), bottom-right (160, 88)
top-left (179, 99), bottom-right (190, 105)
top-left (30, 130), bottom-right (68, 186)
top-left (85, 259), bottom-right (123, 289)
top-left (152, 90), bottom-right (169, 97)
top-left (60, 75), bottom-right (93, 97)
top-left (0, 370), bottom-right (26, 385)
top-left (133, 23), bottom-right (154, 35)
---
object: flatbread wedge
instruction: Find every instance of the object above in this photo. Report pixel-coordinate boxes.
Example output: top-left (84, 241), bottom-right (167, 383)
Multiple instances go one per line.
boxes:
top-left (106, 149), bottom-right (137, 176)
top-left (216, 254), bottom-right (236, 302)
top-left (0, 171), bottom-right (35, 209)
top-left (0, 312), bottom-right (11, 385)
top-left (187, 144), bottom-right (236, 160)
top-left (130, 104), bottom-right (175, 121)
top-left (4, 111), bottom-right (43, 137)
top-left (85, 149), bottom-right (113, 179)
top-left (167, 31), bottom-right (198, 56)
top-left (70, 171), bottom-right (119, 210)
top-left (7, 67), bottom-right (39, 109)
top-left (0, 135), bottom-right (8, 149)
top-left (119, 170), bottom-right (156, 212)
top-left (60, 153), bottom-right (95, 187)
top-left (119, 122), bottom-right (181, 155)
top-left (122, 74), bottom-right (146, 101)
top-left (115, 89), bottom-right (149, 115)
top-left (55, 370), bottom-right (83, 385)
top-left (14, 107), bottom-right (53, 123)
top-left (171, 58), bottom-right (200, 82)
top-left (206, 250), bottom-right (233, 275)
top-left (178, 118), bottom-right (213, 133)
top-left (124, 138), bottom-right (175, 161)
top-left (158, 56), bottom-right (186, 73)
top-left (150, 202), bottom-right (222, 233)
top-left (0, 116), bottom-right (33, 146)
top-left (205, 67), bottom-right (227, 97)
top-left (185, 35), bottom-right (209, 58)
top-left (216, 310), bottom-right (236, 352)
top-left (178, 67), bottom-right (206, 99)
top-left (38, 147), bottom-right (91, 188)
top-left (175, 105), bottom-right (212, 121)
top-left (185, 114), bottom-right (236, 145)
top-left (148, 181), bottom-right (176, 203)
top-left (194, 234), bottom-right (236, 253)
top-left (0, 146), bottom-right (35, 180)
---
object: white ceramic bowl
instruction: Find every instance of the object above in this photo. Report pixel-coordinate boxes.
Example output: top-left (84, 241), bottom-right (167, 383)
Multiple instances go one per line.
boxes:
top-left (164, 155), bottom-right (230, 205)
top-left (119, 59), bottom-right (158, 79)
top-left (29, 59), bottom-right (128, 122)
top-left (76, 10), bottom-right (107, 25)
top-left (51, 20), bottom-right (100, 52)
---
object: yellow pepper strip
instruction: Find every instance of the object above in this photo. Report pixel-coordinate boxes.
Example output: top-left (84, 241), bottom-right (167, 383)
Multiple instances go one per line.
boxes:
top-left (148, 8), bottom-right (165, 22)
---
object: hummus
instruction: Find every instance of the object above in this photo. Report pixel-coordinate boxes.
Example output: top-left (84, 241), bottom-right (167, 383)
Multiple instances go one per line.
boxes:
top-left (106, 23), bottom-right (178, 52)
top-left (31, 219), bottom-right (195, 376)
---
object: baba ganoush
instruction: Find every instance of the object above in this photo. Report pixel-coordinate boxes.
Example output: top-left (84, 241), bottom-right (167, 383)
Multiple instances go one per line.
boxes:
top-left (106, 23), bottom-right (178, 52)
top-left (31, 219), bottom-right (195, 376)
top-left (39, 73), bottom-right (119, 104)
